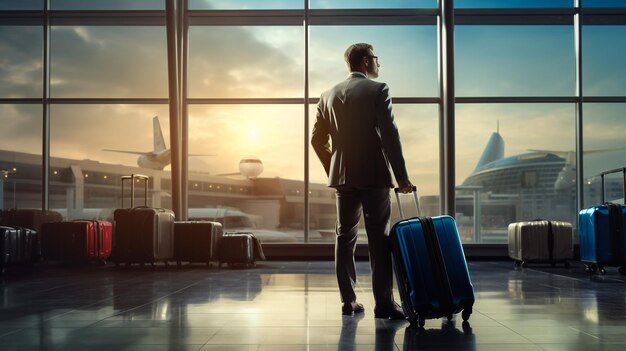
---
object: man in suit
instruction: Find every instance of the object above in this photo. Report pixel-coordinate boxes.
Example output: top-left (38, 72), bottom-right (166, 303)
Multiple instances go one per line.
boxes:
top-left (311, 43), bottom-right (413, 319)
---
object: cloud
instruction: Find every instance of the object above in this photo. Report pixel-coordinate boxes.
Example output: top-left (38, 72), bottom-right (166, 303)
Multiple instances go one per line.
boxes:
top-left (0, 26), bottom-right (42, 98)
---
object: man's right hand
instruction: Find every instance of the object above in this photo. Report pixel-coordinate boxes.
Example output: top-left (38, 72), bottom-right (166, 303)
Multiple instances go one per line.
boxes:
top-left (397, 179), bottom-right (414, 194)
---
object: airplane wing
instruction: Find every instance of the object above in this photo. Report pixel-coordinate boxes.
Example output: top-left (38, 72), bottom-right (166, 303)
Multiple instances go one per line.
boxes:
top-left (102, 149), bottom-right (146, 155)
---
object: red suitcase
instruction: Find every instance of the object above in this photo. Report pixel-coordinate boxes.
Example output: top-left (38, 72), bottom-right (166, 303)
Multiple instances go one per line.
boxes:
top-left (41, 220), bottom-right (113, 264)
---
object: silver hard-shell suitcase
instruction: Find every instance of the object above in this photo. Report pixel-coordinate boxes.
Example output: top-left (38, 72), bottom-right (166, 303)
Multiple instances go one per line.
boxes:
top-left (508, 220), bottom-right (573, 267)
top-left (113, 174), bottom-right (174, 267)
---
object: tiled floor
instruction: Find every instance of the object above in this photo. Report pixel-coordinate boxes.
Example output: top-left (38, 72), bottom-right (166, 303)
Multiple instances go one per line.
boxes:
top-left (1, 260), bottom-right (626, 350)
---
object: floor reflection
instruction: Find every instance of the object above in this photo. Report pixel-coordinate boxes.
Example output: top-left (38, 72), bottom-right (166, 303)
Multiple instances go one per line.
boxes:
top-left (1, 261), bottom-right (626, 349)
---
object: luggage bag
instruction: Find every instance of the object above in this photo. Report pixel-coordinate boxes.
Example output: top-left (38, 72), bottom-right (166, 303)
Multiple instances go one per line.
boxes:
top-left (390, 187), bottom-right (475, 327)
top-left (217, 232), bottom-right (265, 268)
top-left (507, 220), bottom-right (573, 267)
top-left (174, 221), bottom-right (223, 267)
top-left (579, 167), bottom-right (626, 275)
top-left (0, 225), bottom-right (38, 273)
top-left (113, 174), bottom-right (175, 267)
top-left (41, 220), bottom-right (112, 264)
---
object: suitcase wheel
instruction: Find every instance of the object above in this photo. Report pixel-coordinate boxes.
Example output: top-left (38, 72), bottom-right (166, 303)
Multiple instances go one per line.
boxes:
top-left (462, 309), bottom-right (471, 322)
top-left (418, 316), bottom-right (426, 328)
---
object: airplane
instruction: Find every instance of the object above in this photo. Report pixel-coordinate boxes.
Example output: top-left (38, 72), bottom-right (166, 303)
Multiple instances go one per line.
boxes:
top-left (103, 116), bottom-right (213, 170)
top-left (214, 156), bottom-right (264, 179)
top-left (103, 116), bottom-right (174, 170)
top-left (103, 116), bottom-right (264, 177)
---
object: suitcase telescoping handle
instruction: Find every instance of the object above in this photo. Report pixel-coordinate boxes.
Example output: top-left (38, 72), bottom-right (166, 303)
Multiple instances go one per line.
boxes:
top-left (600, 167), bottom-right (626, 204)
top-left (393, 186), bottom-right (421, 219)
top-left (121, 174), bottom-right (149, 208)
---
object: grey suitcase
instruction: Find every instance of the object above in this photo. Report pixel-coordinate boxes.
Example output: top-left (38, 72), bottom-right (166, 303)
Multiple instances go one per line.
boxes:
top-left (508, 220), bottom-right (573, 267)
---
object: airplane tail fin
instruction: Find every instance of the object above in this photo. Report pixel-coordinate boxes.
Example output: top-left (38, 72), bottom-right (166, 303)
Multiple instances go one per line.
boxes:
top-left (153, 116), bottom-right (167, 153)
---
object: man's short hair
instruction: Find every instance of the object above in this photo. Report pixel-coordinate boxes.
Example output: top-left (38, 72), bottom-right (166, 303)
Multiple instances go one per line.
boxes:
top-left (344, 43), bottom-right (373, 71)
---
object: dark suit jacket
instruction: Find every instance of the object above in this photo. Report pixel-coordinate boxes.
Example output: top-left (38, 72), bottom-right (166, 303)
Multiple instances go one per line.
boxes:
top-left (311, 73), bottom-right (409, 188)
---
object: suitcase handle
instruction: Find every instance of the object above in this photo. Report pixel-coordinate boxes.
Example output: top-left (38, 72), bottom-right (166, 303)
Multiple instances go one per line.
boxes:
top-left (600, 167), bottom-right (626, 204)
top-left (121, 174), bottom-right (149, 208)
top-left (393, 186), bottom-right (421, 219)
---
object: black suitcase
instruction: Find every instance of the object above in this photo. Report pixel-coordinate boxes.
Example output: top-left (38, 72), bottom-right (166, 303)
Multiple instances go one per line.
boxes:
top-left (218, 232), bottom-right (265, 268)
top-left (174, 221), bottom-right (223, 267)
top-left (0, 225), bottom-right (38, 274)
top-left (0, 209), bottom-right (63, 233)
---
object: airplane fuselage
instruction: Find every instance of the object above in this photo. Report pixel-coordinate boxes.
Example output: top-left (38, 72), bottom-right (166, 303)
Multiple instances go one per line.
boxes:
top-left (137, 149), bottom-right (171, 170)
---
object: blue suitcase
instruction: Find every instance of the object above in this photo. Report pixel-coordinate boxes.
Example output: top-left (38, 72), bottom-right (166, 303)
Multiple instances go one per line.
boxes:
top-left (579, 167), bottom-right (626, 275)
top-left (390, 187), bottom-right (475, 327)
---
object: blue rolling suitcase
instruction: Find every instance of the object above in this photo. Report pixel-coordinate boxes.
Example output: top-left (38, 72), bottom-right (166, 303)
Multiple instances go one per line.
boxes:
top-left (579, 167), bottom-right (626, 275)
top-left (390, 187), bottom-right (475, 327)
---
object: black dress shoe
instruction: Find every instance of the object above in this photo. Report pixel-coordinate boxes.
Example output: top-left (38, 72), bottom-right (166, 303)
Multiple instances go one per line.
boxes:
top-left (342, 302), bottom-right (365, 315)
top-left (374, 302), bottom-right (406, 320)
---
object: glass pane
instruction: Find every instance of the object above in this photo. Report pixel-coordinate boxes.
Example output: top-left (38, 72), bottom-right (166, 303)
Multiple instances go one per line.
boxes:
top-left (50, 0), bottom-right (164, 10)
top-left (456, 103), bottom-right (576, 243)
top-left (0, 0), bottom-right (42, 10)
top-left (456, 25), bottom-right (575, 97)
top-left (455, 0), bottom-right (572, 8)
top-left (0, 104), bottom-right (43, 209)
top-left (50, 26), bottom-right (168, 98)
top-left (310, 0), bottom-right (436, 9)
top-left (188, 105), bottom-right (303, 243)
top-left (583, 103), bottom-right (626, 208)
top-left (308, 103), bottom-right (440, 243)
top-left (0, 26), bottom-right (43, 98)
top-left (583, 26), bottom-right (626, 97)
top-left (50, 104), bottom-right (171, 219)
top-left (584, 0), bottom-right (626, 7)
top-left (188, 26), bottom-right (304, 98)
top-left (309, 26), bottom-right (438, 98)
top-left (190, 0), bottom-right (302, 10)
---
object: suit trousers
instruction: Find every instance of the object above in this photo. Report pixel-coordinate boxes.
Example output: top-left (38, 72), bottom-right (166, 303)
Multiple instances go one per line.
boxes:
top-left (335, 186), bottom-right (395, 308)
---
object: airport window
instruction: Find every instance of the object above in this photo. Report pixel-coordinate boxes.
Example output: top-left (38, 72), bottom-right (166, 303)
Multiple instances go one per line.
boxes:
top-left (50, 0), bottom-right (165, 10)
top-left (583, 26), bottom-right (626, 97)
top-left (455, 25), bottom-right (575, 97)
top-left (50, 26), bottom-right (168, 98)
top-left (189, 0), bottom-right (303, 10)
top-left (455, 103), bottom-right (576, 244)
top-left (188, 26), bottom-right (304, 99)
top-left (582, 103), bottom-right (626, 208)
top-left (309, 0), bottom-right (437, 9)
top-left (455, 0), bottom-right (573, 8)
top-left (3, 2), bottom-right (626, 252)
top-left (309, 25), bottom-right (438, 98)
top-left (0, 0), bottom-right (42, 10)
top-left (0, 26), bottom-right (43, 98)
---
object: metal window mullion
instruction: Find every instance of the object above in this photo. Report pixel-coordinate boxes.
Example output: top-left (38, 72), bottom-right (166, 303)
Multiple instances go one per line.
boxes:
top-left (441, 0), bottom-right (455, 217)
top-left (304, 0), bottom-right (310, 243)
top-left (42, 0), bottom-right (50, 211)
top-left (166, 0), bottom-right (182, 219)
top-left (575, 0), bottom-right (584, 218)
top-left (179, 0), bottom-right (189, 220)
